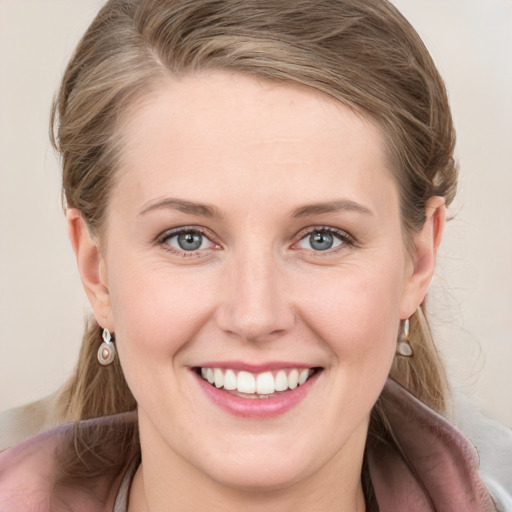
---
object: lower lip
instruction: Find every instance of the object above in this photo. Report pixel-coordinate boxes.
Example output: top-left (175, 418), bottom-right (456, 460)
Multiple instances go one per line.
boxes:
top-left (193, 370), bottom-right (320, 419)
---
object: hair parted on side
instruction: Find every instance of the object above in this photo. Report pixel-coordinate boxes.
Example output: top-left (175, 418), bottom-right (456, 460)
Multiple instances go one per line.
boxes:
top-left (51, 0), bottom-right (456, 454)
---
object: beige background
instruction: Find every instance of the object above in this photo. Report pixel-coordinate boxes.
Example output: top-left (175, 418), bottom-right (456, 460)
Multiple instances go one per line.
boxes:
top-left (0, 0), bottom-right (511, 426)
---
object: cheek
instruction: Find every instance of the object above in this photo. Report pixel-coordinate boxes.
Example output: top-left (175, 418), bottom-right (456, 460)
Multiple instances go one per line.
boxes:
top-left (297, 264), bottom-right (403, 365)
top-left (106, 256), bottom-right (216, 370)
top-left (106, 265), bottom-right (220, 419)
top-left (284, 263), bottom-right (403, 460)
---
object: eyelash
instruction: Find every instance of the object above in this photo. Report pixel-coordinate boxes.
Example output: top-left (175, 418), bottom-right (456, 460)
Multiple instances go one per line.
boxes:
top-left (157, 226), bottom-right (220, 257)
top-left (156, 225), bottom-right (356, 257)
top-left (293, 226), bottom-right (356, 253)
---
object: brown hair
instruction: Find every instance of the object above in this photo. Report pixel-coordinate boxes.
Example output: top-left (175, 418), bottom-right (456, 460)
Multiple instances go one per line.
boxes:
top-left (52, 0), bottom-right (455, 477)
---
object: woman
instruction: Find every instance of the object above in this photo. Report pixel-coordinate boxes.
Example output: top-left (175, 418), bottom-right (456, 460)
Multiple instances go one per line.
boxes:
top-left (0, 0), bottom-right (504, 510)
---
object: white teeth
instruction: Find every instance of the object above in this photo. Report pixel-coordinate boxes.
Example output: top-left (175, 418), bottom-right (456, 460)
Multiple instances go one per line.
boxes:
top-left (237, 371), bottom-right (256, 393)
top-left (214, 368), bottom-right (224, 388)
top-left (200, 367), bottom-right (314, 395)
top-left (274, 370), bottom-right (288, 391)
top-left (298, 369), bottom-right (309, 385)
top-left (224, 369), bottom-right (237, 390)
top-left (288, 369), bottom-right (299, 389)
top-left (256, 372), bottom-right (275, 394)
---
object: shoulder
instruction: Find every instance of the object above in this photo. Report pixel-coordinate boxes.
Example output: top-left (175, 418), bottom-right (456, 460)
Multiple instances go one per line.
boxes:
top-left (0, 392), bottom-right (65, 451)
top-left (0, 425), bottom-right (63, 511)
top-left (452, 390), bottom-right (512, 512)
top-left (368, 379), bottom-right (499, 512)
top-left (0, 411), bottom-right (138, 512)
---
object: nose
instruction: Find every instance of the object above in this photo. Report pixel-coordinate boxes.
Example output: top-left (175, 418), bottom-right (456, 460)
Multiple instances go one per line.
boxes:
top-left (215, 250), bottom-right (295, 343)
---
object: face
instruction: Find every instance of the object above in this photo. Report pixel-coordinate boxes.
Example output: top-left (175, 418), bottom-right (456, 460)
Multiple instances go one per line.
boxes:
top-left (73, 72), bottom-right (437, 494)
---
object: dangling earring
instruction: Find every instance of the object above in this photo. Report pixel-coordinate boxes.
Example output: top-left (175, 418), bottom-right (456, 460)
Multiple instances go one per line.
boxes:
top-left (98, 328), bottom-right (116, 365)
top-left (396, 318), bottom-right (413, 357)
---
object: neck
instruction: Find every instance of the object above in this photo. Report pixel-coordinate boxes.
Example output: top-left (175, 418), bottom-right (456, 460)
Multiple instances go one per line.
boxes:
top-left (128, 425), bottom-right (368, 512)
top-left (128, 408), bottom-right (370, 512)
top-left (129, 463), bottom-right (366, 512)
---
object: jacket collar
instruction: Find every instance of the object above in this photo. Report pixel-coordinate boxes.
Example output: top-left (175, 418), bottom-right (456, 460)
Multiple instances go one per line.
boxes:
top-left (368, 379), bottom-right (497, 511)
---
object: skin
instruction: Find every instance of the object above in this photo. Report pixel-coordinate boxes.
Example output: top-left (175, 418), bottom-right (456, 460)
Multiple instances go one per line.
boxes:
top-left (68, 72), bottom-right (445, 511)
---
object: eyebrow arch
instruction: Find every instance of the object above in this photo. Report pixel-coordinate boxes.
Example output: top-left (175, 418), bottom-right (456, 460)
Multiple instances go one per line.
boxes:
top-left (291, 200), bottom-right (374, 218)
top-left (139, 198), bottom-right (222, 218)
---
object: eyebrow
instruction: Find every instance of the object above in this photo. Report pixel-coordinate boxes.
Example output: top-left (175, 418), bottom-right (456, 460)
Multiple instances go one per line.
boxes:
top-left (139, 197), bottom-right (372, 219)
top-left (139, 198), bottom-right (222, 218)
top-left (291, 199), bottom-right (374, 218)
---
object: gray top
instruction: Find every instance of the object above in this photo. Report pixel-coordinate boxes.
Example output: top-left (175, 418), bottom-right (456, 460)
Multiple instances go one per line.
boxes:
top-left (114, 456), bottom-right (140, 512)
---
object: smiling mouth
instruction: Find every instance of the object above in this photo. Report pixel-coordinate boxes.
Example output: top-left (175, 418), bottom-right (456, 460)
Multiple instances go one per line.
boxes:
top-left (196, 367), bottom-right (320, 398)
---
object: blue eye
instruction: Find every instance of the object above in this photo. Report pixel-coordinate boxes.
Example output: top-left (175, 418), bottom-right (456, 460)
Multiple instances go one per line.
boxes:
top-left (309, 231), bottom-right (336, 251)
top-left (164, 229), bottom-right (213, 252)
top-left (296, 229), bottom-right (345, 251)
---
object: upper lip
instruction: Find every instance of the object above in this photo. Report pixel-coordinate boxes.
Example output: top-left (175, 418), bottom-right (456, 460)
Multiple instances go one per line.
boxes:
top-left (193, 361), bottom-right (320, 372)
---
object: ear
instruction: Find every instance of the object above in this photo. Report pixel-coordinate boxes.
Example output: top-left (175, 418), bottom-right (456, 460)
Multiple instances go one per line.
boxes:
top-left (399, 196), bottom-right (446, 319)
top-left (67, 209), bottom-right (114, 331)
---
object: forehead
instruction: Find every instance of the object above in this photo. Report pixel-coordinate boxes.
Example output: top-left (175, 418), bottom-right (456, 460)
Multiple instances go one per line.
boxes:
top-left (114, 71), bottom-right (397, 214)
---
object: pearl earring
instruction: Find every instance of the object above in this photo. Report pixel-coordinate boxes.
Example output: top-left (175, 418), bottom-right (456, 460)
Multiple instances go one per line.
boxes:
top-left (98, 328), bottom-right (116, 365)
top-left (396, 318), bottom-right (413, 357)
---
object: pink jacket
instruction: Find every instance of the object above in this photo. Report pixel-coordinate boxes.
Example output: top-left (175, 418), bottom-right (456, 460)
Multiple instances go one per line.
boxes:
top-left (0, 379), bottom-right (498, 511)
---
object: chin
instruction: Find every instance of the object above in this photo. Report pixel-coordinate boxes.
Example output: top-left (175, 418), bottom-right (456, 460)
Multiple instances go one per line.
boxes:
top-left (182, 423), bottom-right (354, 494)
top-left (201, 454), bottom-right (315, 493)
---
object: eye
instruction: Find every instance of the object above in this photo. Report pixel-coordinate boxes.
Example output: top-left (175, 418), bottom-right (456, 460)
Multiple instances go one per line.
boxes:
top-left (162, 229), bottom-right (216, 252)
top-left (295, 228), bottom-right (348, 251)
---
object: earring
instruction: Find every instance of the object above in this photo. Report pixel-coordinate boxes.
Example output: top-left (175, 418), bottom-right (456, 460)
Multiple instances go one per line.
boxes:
top-left (98, 328), bottom-right (116, 365)
top-left (396, 318), bottom-right (413, 357)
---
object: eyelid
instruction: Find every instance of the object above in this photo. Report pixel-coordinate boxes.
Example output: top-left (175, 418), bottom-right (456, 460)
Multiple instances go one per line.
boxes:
top-left (292, 226), bottom-right (356, 250)
top-left (156, 226), bottom-right (221, 255)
